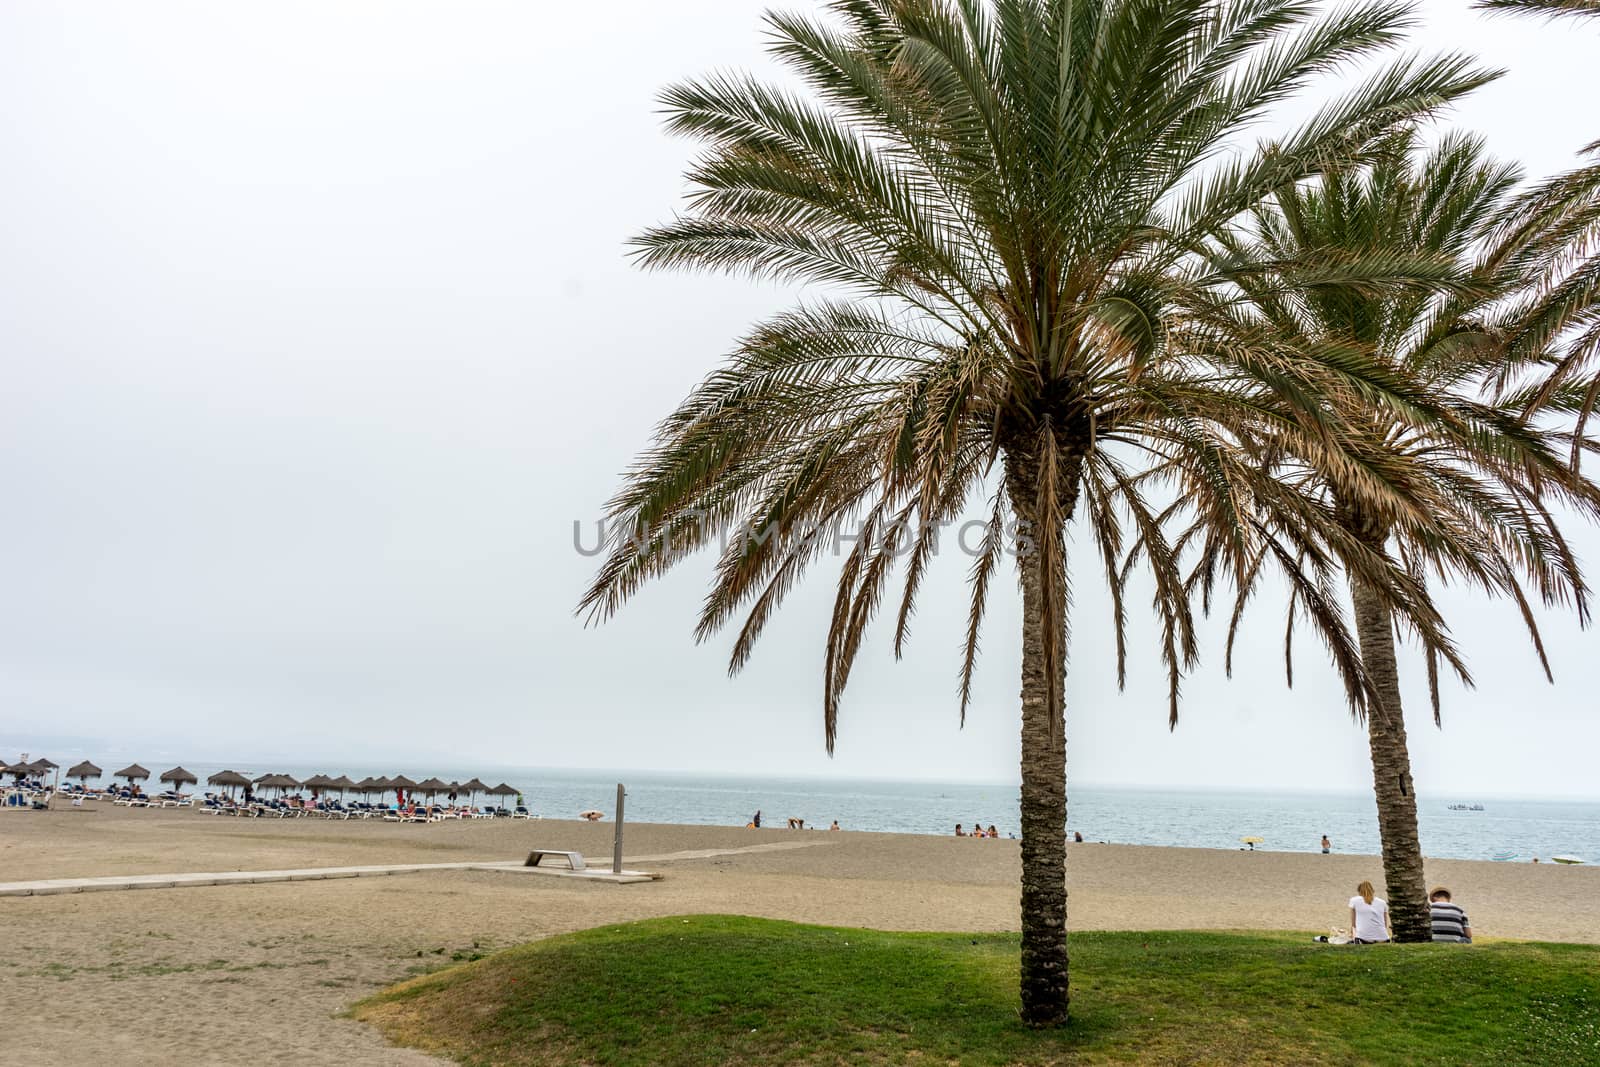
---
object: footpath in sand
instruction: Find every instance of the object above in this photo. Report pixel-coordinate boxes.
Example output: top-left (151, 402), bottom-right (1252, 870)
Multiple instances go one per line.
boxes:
top-left (2, 807), bottom-right (1595, 1063)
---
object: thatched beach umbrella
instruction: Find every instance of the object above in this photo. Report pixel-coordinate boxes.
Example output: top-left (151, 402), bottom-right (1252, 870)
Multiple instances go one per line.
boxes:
top-left (415, 777), bottom-right (450, 799)
top-left (207, 770), bottom-right (250, 796)
top-left (353, 776), bottom-right (382, 799)
top-left (251, 773), bottom-right (299, 797)
top-left (159, 766), bottom-right (198, 790)
top-left (389, 774), bottom-right (418, 802)
top-left (9, 758), bottom-right (55, 783)
top-left (329, 775), bottom-right (357, 797)
top-left (67, 761), bottom-right (102, 783)
top-left (485, 783), bottom-right (519, 807)
top-left (114, 764), bottom-right (150, 784)
top-left (302, 774), bottom-right (335, 794)
top-left (460, 777), bottom-right (489, 804)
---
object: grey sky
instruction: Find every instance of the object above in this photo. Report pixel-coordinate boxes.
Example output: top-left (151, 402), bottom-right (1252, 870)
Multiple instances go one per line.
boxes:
top-left (2, 1), bottom-right (1596, 798)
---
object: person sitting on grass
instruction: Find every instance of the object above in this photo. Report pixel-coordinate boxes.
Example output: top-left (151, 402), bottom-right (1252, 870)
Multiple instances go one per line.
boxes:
top-left (1349, 881), bottom-right (1392, 944)
top-left (1429, 887), bottom-right (1473, 943)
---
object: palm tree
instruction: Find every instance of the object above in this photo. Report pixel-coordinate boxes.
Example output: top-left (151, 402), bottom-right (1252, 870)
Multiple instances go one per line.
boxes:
top-left (1193, 132), bottom-right (1599, 939)
top-left (580, 0), bottom-right (1490, 1024)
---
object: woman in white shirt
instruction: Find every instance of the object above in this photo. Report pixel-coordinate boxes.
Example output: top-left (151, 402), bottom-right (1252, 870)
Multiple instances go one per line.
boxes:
top-left (1348, 880), bottom-right (1392, 943)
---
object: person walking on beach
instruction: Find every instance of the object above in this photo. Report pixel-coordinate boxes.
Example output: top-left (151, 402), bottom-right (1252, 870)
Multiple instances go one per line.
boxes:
top-left (1349, 881), bottom-right (1392, 944)
top-left (1429, 888), bottom-right (1473, 943)
top-left (1321, 835), bottom-right (1331, 854)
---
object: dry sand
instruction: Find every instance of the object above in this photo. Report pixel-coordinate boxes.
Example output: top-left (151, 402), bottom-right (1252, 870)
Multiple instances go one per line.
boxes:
top-left (2, 805), bottom-right (1596, 1063)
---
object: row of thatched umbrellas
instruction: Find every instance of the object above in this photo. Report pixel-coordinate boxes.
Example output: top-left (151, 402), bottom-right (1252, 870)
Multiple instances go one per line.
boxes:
top-left (3, 756), bottom-right (59, 779)
top-left (5, 758), bottom-right (194, 787)
top-left (4, 758), bottom-right (520, 804)
top-left (223, 773), bottom-right (522, 805)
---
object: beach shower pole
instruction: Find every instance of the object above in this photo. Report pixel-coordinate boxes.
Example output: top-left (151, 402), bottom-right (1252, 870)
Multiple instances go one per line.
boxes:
top-left (613, 783), bottom-right (626, 874)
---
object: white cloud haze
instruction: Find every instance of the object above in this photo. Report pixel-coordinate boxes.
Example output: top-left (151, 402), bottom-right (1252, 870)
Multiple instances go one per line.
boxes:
top-left (2, 0), bottom-right (1596, 797)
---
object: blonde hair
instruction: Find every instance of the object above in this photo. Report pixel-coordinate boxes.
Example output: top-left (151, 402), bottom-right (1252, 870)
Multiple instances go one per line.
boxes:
top-left (1356, 881), bottom-right (1375, 905)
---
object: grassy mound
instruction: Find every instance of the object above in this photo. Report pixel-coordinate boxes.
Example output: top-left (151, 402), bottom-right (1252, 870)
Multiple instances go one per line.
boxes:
top-left (353, 915), bottom-right (1600, 1066)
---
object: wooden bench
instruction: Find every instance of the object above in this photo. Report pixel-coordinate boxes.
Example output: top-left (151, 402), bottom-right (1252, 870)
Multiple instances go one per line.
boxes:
top-left (524, 849), bottom-right (585, 870)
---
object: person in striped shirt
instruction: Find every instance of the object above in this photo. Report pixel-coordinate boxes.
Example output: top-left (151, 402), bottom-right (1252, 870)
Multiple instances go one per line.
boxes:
top-left (1429, 887), bottom-right (1473, 943)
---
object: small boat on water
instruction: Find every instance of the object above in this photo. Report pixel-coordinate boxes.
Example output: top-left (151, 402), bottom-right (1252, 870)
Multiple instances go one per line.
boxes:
top-left (1446, 803), bottom-right (1485, 812)
top-left (1491, 851), bottom-right (1518, 862)
top-left (1551, 855), bottom-right (1586, 865)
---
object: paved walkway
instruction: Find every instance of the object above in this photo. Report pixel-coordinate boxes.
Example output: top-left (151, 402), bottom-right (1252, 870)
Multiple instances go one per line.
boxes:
top-left (0, 840), bottom-right (830, 897)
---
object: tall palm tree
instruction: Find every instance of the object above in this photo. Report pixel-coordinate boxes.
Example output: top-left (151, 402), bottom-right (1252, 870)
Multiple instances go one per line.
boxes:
top-left (580, 0), bottom-right (1490, 1024)
top-left (1193, 132), bottom-right (1599, 939)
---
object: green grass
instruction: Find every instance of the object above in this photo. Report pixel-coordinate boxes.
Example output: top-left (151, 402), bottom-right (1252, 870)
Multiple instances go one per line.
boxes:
top-left (353, 915), bottom-right (1600, 1066)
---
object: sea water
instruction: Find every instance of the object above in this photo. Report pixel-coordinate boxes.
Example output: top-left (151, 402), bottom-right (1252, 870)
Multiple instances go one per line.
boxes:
top-left (150, 763), bottom-right (1598, 863)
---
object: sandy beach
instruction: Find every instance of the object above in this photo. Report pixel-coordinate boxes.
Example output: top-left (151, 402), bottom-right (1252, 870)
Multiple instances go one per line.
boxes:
top-left (2, 805), bottom-right (1595, 1063)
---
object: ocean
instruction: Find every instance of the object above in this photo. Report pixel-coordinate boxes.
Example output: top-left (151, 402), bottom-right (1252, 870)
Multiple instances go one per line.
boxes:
top-left (96, 762), bottom-right (1599, 865)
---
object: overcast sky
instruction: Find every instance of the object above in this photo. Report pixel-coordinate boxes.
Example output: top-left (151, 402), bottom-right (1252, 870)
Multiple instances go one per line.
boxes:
top-left (2, 1), bottom-right (1596, 799)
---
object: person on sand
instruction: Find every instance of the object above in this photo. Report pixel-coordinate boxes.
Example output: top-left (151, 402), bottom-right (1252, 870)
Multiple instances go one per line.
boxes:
top-left (954, 824), bottom-right (965, 837)
top-left (1349, 881), bottom-right (1392, 944)
top-left (1321, 835), bottom-right (1332, 855)
top-left (1429, 887), bottom-right (1473, 943)
top-left (829, 820), bottom-right (840, 831)
top-left (751, 809), bottom-right (761, 829)
top-left (987, 825), bottom-right (999, 838)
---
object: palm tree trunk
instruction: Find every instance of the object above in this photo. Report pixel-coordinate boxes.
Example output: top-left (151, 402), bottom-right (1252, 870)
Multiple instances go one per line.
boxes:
top-left (1347, 571), bottom-right (1431, 942)
top-left (1004, 432), bottom-right (1084, 1027)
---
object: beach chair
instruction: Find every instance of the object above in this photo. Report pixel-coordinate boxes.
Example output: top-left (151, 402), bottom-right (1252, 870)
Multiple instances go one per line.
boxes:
top-left (512, 806), bottom-right (531, 819)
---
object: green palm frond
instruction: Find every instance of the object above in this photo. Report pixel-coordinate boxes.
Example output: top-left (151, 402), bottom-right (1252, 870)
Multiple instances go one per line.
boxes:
top-left (1475, 0), bottom-right (1600, 21)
